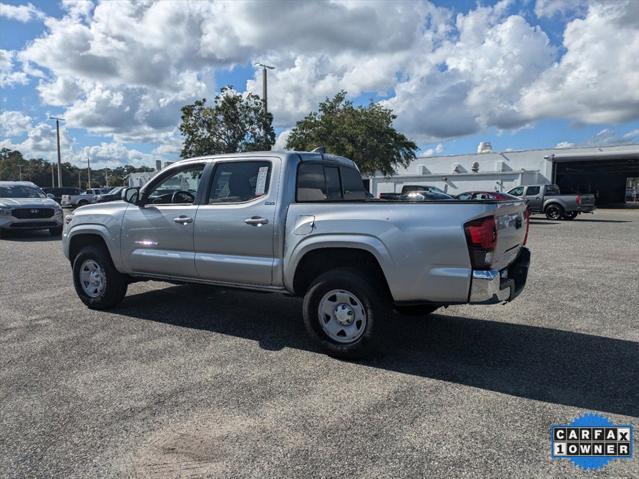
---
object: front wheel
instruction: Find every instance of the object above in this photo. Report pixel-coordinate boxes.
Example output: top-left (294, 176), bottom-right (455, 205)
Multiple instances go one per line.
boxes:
top-left (562, 211), bottom-right (578, 220)
top-left (303, 269), bottom-right (390, 359)
top-left (73, 245), bottom-right (128, 309)
top-left (545, 204), bottom-right (564, 220)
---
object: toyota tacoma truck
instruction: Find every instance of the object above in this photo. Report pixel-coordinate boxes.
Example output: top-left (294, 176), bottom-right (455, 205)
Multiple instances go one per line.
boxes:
top-left (507, 184), bottom-right (595, 220)
top-left (62, 151), bottom-right (531, 358)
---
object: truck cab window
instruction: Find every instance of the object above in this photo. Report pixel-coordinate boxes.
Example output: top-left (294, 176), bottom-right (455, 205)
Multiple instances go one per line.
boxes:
top-left (508, 186), bottom-right (524, 196)
top-left (526, 186), bottom-right (540, 196)
top-left (209, 161), bottom-right (271, 204)
top-left (146, 164), bottom-right (205, 205)
top-left (340, 167), bottom-right (367, 200)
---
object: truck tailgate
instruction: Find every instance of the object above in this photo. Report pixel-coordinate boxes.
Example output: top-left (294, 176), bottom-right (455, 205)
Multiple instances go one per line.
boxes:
top-left (492, 202), bottom-right (528, 271)
top-left (579, 194), bottom-right (596, 208)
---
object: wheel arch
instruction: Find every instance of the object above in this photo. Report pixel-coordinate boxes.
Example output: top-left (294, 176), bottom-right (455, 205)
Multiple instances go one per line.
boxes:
top-left (288, 241), bottom-right (393, 298)
top-left (67, 226), bottom-right (121, 270)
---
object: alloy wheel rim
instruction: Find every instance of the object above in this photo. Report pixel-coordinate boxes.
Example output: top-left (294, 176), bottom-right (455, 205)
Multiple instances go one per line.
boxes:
top-left (317, 289), bottom-right (367, 344)
top-left (79, 259), bottom-right (106, 298)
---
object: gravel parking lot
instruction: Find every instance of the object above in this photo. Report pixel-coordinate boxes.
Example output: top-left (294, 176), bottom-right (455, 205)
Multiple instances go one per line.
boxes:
top-left (1, 209), bottom-right (638, 478)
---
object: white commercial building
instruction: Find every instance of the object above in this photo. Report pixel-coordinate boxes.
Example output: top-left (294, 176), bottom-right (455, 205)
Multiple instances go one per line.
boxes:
top-left (369, 143), bottom-right (639, 206)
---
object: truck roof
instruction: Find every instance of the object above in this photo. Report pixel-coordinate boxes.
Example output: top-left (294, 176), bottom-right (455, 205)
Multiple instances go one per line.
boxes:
top-left (173, 150), bottom-right (359, 171)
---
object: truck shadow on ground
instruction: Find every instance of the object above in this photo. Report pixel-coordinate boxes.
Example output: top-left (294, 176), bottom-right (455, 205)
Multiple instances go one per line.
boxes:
top-left (118, 284), bottom-right (638, 419)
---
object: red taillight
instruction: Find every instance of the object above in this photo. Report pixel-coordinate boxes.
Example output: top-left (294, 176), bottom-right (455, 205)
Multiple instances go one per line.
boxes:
top-left (576, 195), bottom-right (581, 206)
top-left (523, 208), bottom-right (530, 245)
top-left (464, 216), bottom-right (497, 269)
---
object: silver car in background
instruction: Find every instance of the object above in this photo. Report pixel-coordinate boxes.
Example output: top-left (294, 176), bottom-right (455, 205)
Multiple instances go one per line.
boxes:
top-left (0, 181), bottom-right (64, 237)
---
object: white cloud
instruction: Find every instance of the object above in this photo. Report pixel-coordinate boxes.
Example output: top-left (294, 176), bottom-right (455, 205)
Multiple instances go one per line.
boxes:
top-left (79, 141), bottom-right (155, 169)
top-left (555, 141), bottom-right (576, 148)
top-left (0, 2), bottom-right (44, 22)
top-left (273, 129), bottom-right (292, 150)
top-left (383, 3), bottom-right (556, 141)
top-left (0, 111), bottom-right (32, 136)
top-left (520, 1), bottom-right (639, 125)
top-left (0, 49), bottom-right (28, 87)
top-left (534, 0), bottom-right (588, 18)
top-left (6, 0), bottom-right (639, 155)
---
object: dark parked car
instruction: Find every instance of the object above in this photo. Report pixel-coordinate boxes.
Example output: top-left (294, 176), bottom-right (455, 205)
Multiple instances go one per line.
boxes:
top-left (95, 186), bottom-right (125, 203)
top-left (42, 187), bottom-right (82, 204)
top-left (454, 191), bottom-right (520, 201)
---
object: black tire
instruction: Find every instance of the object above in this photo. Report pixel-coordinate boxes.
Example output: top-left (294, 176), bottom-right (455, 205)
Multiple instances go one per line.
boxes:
top-left (545, 204), bottom-right (564, 220)
top-left (562, 211), bottom-right (578, 220)
top-left (395, 304), bottom-right (440, 316)
top-left (302, 268), bottom-right (390, 359)
top-left (0, 229), bottom-right (5, 239)
top-left (49, 226), bottom-right (63, 236)
top-left (77, 200), bottom-right (88, 206)
top-left (73, 245), bottom-right (128, 309)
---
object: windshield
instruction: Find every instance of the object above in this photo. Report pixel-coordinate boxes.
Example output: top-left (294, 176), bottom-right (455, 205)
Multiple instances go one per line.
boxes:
top-left (0, 185), bottom-right (46, 199)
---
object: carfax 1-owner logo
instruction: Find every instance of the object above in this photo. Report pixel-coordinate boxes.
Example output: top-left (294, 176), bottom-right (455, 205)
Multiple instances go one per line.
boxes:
top-left (550, 412), bottom-right (634, 470)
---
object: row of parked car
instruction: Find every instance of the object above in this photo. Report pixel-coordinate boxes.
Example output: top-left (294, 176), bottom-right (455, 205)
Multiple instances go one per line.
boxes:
top-left (42, 186), bottom-right (126, 207)
top-left (378, 184), bottom-right (596, 220)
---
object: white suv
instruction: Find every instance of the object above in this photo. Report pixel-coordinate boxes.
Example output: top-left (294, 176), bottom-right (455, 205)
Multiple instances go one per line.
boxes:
top-left (0, 181), bottom-right (64, 237)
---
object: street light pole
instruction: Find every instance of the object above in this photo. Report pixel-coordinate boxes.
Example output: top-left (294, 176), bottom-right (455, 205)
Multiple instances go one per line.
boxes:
top-left (255, 63), bottom-right (274, 150)
top-left (49, 116), bottom-right (64, 187)
top-left (255, 63), bottom-right (274, 114)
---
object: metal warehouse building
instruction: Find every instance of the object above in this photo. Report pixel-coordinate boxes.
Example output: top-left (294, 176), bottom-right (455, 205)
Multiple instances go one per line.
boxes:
top-left (369, 143), bottom-right (639, 206)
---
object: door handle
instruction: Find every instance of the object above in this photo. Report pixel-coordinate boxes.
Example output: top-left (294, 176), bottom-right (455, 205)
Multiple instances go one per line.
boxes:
top-left (244, 216), bottom-right (269, 226)
top-left (173, 216), bottom-right (193, 225)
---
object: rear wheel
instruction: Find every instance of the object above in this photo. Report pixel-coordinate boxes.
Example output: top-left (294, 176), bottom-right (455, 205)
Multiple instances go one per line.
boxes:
top-left (545, 204), bottom-right (564, 220)
top-left (303, 268), bottom-right (390, 359)
top-left (73, 245), bottom-right (128, 309)
top-left (562, 211), bottom-right (578, 220)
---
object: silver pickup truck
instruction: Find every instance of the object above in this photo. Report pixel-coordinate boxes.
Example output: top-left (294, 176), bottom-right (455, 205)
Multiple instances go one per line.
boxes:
top-left (507, 184), bottom-right (595, 220)
top-left (62, 151), bottom-right (531, 358)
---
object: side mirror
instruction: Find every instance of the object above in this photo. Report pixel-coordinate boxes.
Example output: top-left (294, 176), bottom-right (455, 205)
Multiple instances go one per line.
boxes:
top-left (46, 193), bottom-right (55, 199)
top-left (121, 187), bottom-right (140, 204)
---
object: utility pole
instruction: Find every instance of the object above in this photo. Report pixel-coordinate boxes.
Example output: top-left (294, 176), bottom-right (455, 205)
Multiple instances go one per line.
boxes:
top-left (51, 162), bottom-right (55, 187)
top-left (255, 63), bottom-right (274, 150)
top-left (87, 155), bottom-right (91, 188)
top-left (78, 169), bottom-right (81, 189)
top-left (49, 116), bottom-right (64, 187)
top-left (105, 168), bottom-right (109, 187)
top-left (255, 63), bottom-right (274, 114)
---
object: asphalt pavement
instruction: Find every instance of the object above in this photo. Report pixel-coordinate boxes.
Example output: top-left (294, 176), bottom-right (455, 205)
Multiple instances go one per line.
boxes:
top-left (1, 209), bottom-right (638, 478)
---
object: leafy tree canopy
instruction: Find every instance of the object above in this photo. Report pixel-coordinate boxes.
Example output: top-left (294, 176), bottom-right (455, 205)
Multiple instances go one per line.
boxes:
top-left (179, 86), bottom-right (275, 158)
top-left (285, 91), bottom-right (417, 176)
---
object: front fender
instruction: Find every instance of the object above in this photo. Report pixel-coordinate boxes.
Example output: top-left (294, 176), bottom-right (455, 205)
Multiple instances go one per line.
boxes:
top-left (63, 223), bottom-right (124, 271)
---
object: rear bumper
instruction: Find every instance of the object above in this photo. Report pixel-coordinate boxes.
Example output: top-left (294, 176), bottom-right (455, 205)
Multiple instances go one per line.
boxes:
top-left (469, 247), bottom-right (530, 304)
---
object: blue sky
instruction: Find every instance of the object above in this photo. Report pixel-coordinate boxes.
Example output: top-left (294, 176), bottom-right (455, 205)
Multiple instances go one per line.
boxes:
top-left (1, 0), bottom-right (638, 168)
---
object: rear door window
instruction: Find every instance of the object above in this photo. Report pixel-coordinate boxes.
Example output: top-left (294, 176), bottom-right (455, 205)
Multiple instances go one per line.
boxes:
top-left (526, 186), bottom-right (540, 196)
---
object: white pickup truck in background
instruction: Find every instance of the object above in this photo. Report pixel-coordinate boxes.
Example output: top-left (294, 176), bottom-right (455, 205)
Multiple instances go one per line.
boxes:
top-left (61, 188), bottom-right (111, 208)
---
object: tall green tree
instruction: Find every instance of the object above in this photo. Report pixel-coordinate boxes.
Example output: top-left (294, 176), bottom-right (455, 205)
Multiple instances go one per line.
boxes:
top-left (286, 91), bottom-right (417, 176)
top-left (179, 86), bottom-right (275, 158)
